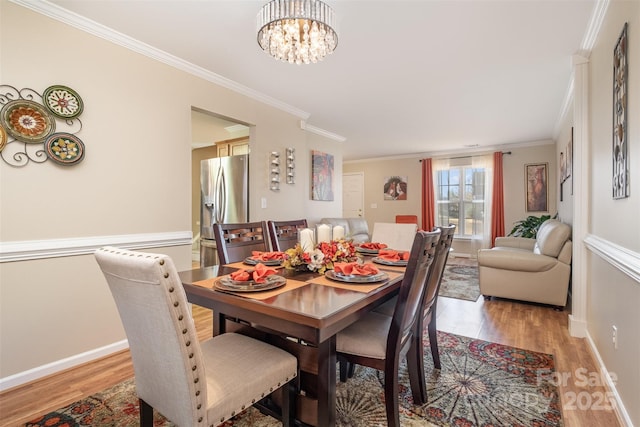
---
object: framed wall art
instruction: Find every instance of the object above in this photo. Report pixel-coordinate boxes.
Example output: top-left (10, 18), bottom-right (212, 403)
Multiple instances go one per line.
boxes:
top-left (613, 22), bottom-right (628, 199)
top-left (383, 176), bottom-right (407, 200)
top-left (311, 150), bottom-right (334, 201)
top-left (525, 163), bottom-right (548, 212)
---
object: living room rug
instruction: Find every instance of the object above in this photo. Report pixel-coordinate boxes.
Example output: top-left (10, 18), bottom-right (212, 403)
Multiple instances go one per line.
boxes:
top-left (26, 332), bottom-right (562, 427)
top-left (438, 257), bottom-right (481, 302)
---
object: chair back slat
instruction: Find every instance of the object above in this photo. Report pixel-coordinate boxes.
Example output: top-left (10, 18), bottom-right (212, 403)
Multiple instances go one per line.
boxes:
top-left (422, 225), bottom-right (456, 311)
top-left (213, 221), bottom-right (268, 264)
top-left (387, 230), bottom-right (440, 357)
top-left (267, 219), bottom-right (308, 252)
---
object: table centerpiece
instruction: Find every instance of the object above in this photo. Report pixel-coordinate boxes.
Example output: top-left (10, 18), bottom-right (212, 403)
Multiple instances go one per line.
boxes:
top-left (283, 239), bottom-right (358, 274)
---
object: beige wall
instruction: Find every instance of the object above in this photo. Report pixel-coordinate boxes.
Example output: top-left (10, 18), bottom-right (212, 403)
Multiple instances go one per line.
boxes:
top-left (583, 2), bottom-right (639, 424)
top-left (0, 3), bottom-right (342, 381)
top-left (344, 142), bottom-right (556, 256)
top-left (343, 157), bottom-right (422, 229)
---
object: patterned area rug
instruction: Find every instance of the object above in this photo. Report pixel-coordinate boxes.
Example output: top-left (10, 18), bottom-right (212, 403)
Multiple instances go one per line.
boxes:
top-left (26, 332), bottom-right (562, 427)
top-left (438, 257), bottom-right (481, 301)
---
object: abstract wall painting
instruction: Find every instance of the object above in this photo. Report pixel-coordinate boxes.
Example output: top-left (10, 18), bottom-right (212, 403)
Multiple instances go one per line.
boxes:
top-left (613, 22), bottom-right (628, 199)
top-left (311, 150), bottom-right (334, 201)
top-left (525, 163), bottom-right (548, 212)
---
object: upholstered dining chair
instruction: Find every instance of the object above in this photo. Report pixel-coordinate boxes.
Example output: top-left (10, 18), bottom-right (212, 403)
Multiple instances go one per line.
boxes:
top-left (336, 230), bottom-right (440, 427)
top-left (95, 246), bottom-right (298, 427)
top-left (371, 222), bottom-right (418, 251)
top-left (213, 221), bottom-right (268, 264)
top-left (372, 225), bottom-right (456, 403)
top-left (267, 219), bottom-right (308, 252)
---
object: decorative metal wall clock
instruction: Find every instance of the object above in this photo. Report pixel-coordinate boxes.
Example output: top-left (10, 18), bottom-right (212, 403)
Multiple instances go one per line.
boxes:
top-left (0, 84), bottom-right (85, 167)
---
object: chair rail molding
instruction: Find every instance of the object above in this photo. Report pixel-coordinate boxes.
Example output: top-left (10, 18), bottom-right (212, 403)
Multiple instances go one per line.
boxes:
top-left (0, 231), bottom-right (192, 263)
top-left (583, 234), bottom-right (640, 284)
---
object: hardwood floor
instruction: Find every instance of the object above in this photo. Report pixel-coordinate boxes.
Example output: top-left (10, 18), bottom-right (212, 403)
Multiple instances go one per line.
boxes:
top-left (0, 292), bottom-right (621, 426)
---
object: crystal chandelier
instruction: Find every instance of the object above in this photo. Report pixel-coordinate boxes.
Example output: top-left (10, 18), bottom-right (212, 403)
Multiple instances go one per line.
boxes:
top-left (257, 0), bottom-right (338, 65)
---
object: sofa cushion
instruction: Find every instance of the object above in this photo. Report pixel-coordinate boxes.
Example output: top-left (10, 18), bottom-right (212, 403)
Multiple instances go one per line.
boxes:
top-left (319, 218), bottom-right (370, 243)
top-left (348, 218), bottom-right (369, 237)
top-left (533, 219), bottom-right (571, 257)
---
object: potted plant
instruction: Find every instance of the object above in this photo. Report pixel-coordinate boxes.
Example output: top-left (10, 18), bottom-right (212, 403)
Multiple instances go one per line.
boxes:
top-left (508, 214), bottom-right (557, 238)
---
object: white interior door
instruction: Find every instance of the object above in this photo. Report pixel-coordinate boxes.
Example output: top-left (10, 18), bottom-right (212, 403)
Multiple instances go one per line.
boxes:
top-left (343, 172), bottom-right (364, 218)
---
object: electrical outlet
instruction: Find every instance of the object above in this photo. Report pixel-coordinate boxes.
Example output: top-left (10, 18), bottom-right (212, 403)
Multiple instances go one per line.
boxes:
top-left (612, 325), bottom-right (618, 349)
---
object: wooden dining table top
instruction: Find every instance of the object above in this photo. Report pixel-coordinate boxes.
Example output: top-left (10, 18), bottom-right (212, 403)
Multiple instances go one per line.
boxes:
top-left (179, 262), bottom-right (404, 344)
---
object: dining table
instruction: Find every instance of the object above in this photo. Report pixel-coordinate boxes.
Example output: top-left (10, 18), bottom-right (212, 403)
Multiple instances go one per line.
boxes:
top-left (178, 257), bottom-right (407, 427)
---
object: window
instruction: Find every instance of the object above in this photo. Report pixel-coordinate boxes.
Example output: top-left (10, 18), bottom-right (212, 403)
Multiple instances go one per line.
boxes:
top-left (436, 166), bottom-right (486, 237)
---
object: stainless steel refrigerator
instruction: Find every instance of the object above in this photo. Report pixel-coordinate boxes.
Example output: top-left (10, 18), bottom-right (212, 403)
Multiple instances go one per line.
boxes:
top-left (200, 155), bottom-right (249, 266)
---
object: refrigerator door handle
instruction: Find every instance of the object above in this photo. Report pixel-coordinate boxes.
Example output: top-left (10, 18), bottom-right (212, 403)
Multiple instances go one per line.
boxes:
top-left (215, 167), bottom-right (227, 223)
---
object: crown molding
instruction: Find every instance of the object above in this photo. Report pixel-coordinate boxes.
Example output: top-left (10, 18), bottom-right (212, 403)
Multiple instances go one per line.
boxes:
top-left (300, 120), bottom-right (346, 142)
top-left (344, 139), bottom-right (554, 164)
top-left (10, 0), bottom-right (311, 121)
top-left (552, 0), bottom-right (609, 139)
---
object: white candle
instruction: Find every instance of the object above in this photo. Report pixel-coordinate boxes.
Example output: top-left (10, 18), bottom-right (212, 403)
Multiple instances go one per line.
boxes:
top-left (317, 224), bottom-right (331, 243)
top-left (332, 225), bottom-right (345, 240)
top-left (299, 228), bottom-right (315, 253)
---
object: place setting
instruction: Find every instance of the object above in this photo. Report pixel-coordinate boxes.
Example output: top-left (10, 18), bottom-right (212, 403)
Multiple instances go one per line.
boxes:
top-left (355, 241), bottom-right (388, 255)
top-left (309, 260), bottom-right (403, 294)
top-left (371, 249), bottom-right (409, 267)
top-left (325, 261), bottom-right (389, 283)
top-left (242, 250), bottom-right (287, 266)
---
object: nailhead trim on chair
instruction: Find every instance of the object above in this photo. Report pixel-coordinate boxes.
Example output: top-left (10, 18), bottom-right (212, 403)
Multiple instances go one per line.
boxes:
top-left (100, 248), bottom-right (298, 426)
top-left (97, 248), bottom-right (208, 424)
top-left (156, 256), bottom-right (205, 425)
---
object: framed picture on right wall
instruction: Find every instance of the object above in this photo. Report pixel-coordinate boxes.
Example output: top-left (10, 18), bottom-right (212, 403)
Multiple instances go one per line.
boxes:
top-left (525, 163), bottom-right (548, 212)
top-left (613, 22), bottom-right (629, 199)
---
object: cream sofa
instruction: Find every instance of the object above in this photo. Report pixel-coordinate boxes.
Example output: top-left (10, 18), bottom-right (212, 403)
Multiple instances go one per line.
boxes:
top-left (477, 219), bottom-right (572, 308)
top-left (319, 217), bottom-right (370, 243)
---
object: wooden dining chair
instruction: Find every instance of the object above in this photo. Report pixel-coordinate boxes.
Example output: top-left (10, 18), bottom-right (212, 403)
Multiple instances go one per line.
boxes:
top-left (336, 230), bottom-right (440, 427)
top-left (95, 247), bottom-right (298, 427)
top-left (213, 221), bottom-right (268, 264)
top-left (267, 219), bottom-right (308, 252)
top-left (372, 225), bottom-right (456, 404)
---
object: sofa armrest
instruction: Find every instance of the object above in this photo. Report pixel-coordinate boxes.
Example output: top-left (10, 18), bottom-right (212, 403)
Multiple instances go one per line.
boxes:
top-left (493, 236), bottom-right (536, 251)
top-left (478, 249), bottom-right (559, 272)
top-left (557, 241), bottom-right (572, 264)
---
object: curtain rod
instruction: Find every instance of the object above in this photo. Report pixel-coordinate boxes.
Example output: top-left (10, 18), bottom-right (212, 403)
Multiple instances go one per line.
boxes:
top-left (419, 151), bottom-right (512, 162)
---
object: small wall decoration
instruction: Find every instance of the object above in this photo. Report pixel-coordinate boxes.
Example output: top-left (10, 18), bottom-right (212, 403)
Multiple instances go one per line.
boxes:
top-left (383, 176), bottom-right (407, 200)
top-left (613, 22), bottom-right (628, 199)
top-left (311, 150), bottom-right (334, 201)
top-left (525, 163), bottom-right (548, 212)
top-left (286, 147), bottom-right (295, 184)
top-left (0, 84), bottom-right (85, 167)
top-left (269, 151), bottom-right (280, 191)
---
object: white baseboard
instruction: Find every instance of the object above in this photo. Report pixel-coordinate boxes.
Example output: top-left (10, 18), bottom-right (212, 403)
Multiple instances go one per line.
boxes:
top-left (450, 252), bottom-right (472, 258)
top-left (568, 314), bottom-right (588, 337)
top-left (0, 340), bottom-right (129, 392)
top-left (585, 332), bottom-right (635, 427)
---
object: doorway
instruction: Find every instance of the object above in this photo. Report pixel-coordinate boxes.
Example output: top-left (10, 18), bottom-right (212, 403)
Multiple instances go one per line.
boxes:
top-left (191, 108), bottom-right (250, 262)
top-left (342, 172), bottom-right (364, 218)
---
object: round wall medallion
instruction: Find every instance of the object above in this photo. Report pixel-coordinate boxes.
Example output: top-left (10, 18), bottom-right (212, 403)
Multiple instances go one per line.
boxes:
top-left (42, 85), bottom-right (84, 119)
top-left (0, 100), bottom-right (55, 143)
top-left (45, 133), bottom-right (85, 165)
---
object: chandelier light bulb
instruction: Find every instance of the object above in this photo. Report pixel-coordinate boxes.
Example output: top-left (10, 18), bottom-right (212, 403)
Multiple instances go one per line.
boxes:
top-left (257, 0), bottom-right (338, 65)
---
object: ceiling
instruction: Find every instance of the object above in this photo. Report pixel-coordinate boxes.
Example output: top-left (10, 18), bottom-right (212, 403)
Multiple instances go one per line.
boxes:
top-left (44, 0), bottom-right (597, 161)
